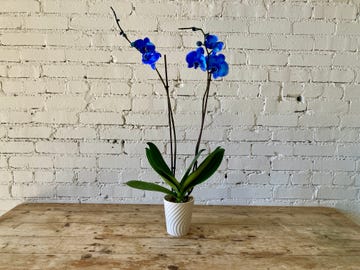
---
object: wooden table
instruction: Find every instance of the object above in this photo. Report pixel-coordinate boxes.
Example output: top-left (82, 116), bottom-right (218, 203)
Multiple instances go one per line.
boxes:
top-left (0, 203), bottom-right (359, 270)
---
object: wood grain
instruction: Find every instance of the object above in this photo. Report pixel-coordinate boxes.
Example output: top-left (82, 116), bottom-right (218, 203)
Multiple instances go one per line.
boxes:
top-left (0, 203), bottom-right (359, 270)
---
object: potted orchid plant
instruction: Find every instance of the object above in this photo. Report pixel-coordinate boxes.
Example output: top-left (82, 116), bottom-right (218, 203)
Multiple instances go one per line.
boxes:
top-left (111, 7), bottom-right (229, 236)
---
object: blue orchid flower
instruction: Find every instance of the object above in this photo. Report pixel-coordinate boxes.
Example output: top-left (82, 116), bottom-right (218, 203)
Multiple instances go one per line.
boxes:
top-left (206, 53), bottom-right (229, 79)
top-left (204, 34), bottom-right (224, 53)
top-left (131, 37), bottom-right (161, 69)
top-left (186, 47), bottom-right (207, 71)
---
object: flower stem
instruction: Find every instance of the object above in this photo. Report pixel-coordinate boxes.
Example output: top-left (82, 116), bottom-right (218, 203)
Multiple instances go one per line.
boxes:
top-left (193, 71), bottom-right (212, 171)
top-left (111, 7), bottom-right (177, 175)
top-left (110, 7), bottom-right (132, 45)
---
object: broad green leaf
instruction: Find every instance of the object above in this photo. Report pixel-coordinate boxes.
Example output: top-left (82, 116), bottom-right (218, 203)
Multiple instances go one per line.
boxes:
top-left (181, 147), bottom-right (224, 194)
top-left (126, 180), bottom-right (175, 196)
top-left (145, 142), bottom-right (180, 192)
top-left (180, 149), bottom-right (205, 186)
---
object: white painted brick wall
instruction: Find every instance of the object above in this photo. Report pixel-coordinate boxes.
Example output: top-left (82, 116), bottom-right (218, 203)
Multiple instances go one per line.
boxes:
top-left (0, 0), bottom-right (359, 221)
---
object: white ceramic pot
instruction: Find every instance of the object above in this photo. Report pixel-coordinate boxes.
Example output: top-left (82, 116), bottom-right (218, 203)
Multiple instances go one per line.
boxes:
top-left (163, 196), bottom-right (194, 237)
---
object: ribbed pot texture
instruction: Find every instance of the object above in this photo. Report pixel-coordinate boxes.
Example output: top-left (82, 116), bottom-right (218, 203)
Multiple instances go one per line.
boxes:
top-left (163, 196), bottom-right (194, 237)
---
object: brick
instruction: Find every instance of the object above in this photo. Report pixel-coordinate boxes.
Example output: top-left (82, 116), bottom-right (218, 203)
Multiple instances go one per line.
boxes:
top-left (275, 186), bottom-right (314, 199)
top-left (91, 97), bottom-right (131, 112)
top-left (80, 112), bottom-right (124, 125)
top-left (272, 158), bottom-right (313, 171)
top-left (0, 171), bottom-right (12, 184)
top-left (87, 65), bottom-right (131, 79)
top-left (314, 5), bottom-right (357, 20)
top-left (46, 33), bottom-right (91, 47)
top-left (221, 99), bottom-right (264, 113)
top-left (314, 36), bottom-right (357, 51)
top-left (223, 3), bottom-right (266, 17)
top-left (8, 65), bottom-right (40, 78)
top-left (46, 96), bottom-right (86, 111)
top-left (65, 49), bottom-right (112, 63)
top-left (97, 170), bottom-right (120, 184)
top-left (227, 66), bottom-right (267, 82)
top-left (337, 22), bottom-right (360, 35)
top-left (77, 170), bottom-right (96, 183)
top-left (207, 18), bottom-right (248, 33)
top-left (333, 53), bottom-right (360, 67)
top-left (268, 4), bottom-right (312, 19)
top-left (308, 100), bottom-right (348, 113)
top-left (299, 114), bottom-right (340, 127)
top-left (273, 128), bottom-right (313, 142)
top-left (179, 1), bottom-right (221, 17)
top-left (271, 35), bottom-right (314, 51)
top-left (34, 171), bottom-right (54, 183)
top-left (270, 172), bottom-right (290, 184)
top-left (36, 141), bottom-right (78, 154)
top-left (265, 99), bottom-right (306, 114)
top-left (126, 113), bottom-right (167, 126)
top-left (70, 16), bottom-right (113, 30)
top-left (231, 128), bottom-right (271, 143)
top-left (333, 172), bottom-right (354, 186)
top-left (101, 185), bottom-right (144, 198)
top-left (338, 144), bottom-right (360, 156)
top-left (12, 184), bottom-right (55, 198)
top-left (341, 115), bottom-right (360, 127)
top-left (250, 20), bottom-right (291, 34)
top-left (291, 172), bottom-right (311, 184)
top-left (42, 64), bottom-right (86, 78)
top-left (293, 22), bottom-right (335, 34)
top-left (317, 187), bottom-right (357, 200)
top-left (314, 159), bottom-right (355, 171)
top-left (89, 1), bottom-right (131, 14)
top-left (0, 16), bottom-right (22, 29)
top-left (80, 142), bottom-right (121, 154)
top-left (1, 33), bottom-right (46, 46)
top-left (346, 85), bottom-right (360, 100)
top-left (9, 156), bottom-right (53, 169)
top-left (0, 142), bottom-right (33, 154)
top-left (20, 49), bottom-right (65, 62)
top-left (0, 185), bottom-right (10, 198)
top-left (98, 156), bottom-right (140, 169)
top-left (230, 186), bottom-right (273, 199)
top-left (54, 156), bottom-right (96, 168)
top-left (192, 187), bottom-right (228, 200)
top-left (312, 172), bottom-right (333, 185)
top-left (227, 34), bottom-right (270, 50)
top-left (248, 173), bottom-right (270, 184)
top-left (228, 157), bottom-right (270, 171)
top-left (57, 184), bottom-right (99, 197)
top-left (289, 53), bottom-right (332, 67)
top-left (43, 0), bottom-right (88, 13)
top-left (0, 96), bottom-right (44, 110)
top-left (0, 112), bottom-right (32, 124)
top-left (252, 143), bottom-right (293, 156)
top-left (293, 144), bottom-right (335, 157)
top-left (100, 127), bottom-right (142, 140)
top-left (1, 0), bottom-right (40, 12)
top-left (33, 112), bottom-right (78, 124)
top-left (55, 170), bottom-right (74, 183)
top-left (54, 127), bottom-right (97, 139)
top-left (0, 49), bottom-right (20, 62)
top-left (269, 68), bottom-right (310, 82)
top-left (23, 16), bottom-right (68, 30)
top-left (248, 52), bottom-right (288, 66)
top-left (257, 114), bottom-right (298, 127)
top-left (10, 170), bottom-right (31, 184)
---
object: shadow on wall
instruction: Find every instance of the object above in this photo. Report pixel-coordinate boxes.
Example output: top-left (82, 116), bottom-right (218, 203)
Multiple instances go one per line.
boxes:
top-left (336, 201), bottom-right (360, 225)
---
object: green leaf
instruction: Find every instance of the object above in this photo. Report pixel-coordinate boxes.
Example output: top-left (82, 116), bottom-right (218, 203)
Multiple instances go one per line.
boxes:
top-left (180, 149), bottom-right (205, 185)
top-left (181, 147), bottom-right (225, 194)
top-left (126, 180), bottom-right (175, 196)
top-left (145, 142), bottom-right (180, 192)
